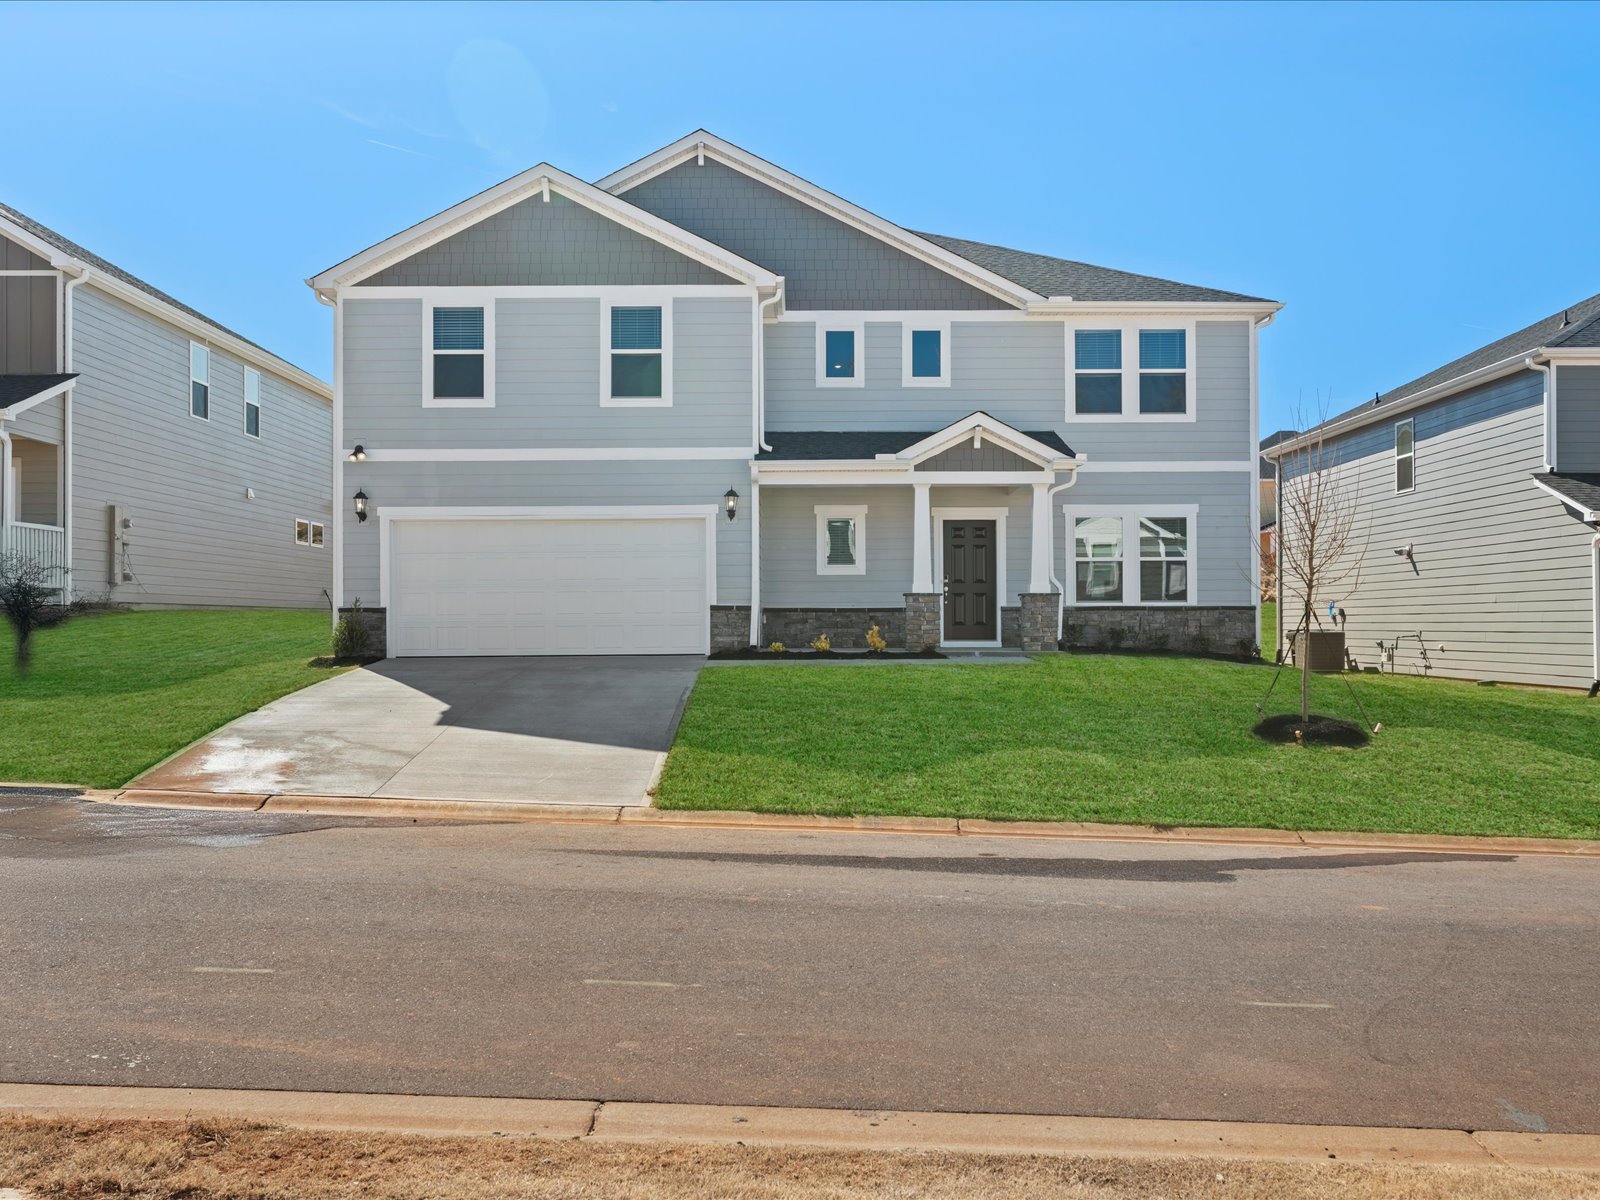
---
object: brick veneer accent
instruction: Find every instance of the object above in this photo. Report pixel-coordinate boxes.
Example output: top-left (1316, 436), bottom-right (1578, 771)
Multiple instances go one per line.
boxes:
top-left (761, 607), bottom-right (906, 650)
top-left (710, 605), bottom-right (752, 652)
top-left (903, 593), bottom-right (942, 652)
top-left (1063, 606), bottom-right (1257, 656)
top-left (337, 606), bottom-right (387, 659)
top-left (1018, 593), bottom-right (1061, 652)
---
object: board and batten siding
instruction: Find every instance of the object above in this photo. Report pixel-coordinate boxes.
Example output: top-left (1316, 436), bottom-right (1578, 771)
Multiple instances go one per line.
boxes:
top-left (0, 254), bottom-right (57, 373)
top-left (1556, 365), bottom-right (1600, 472)
top-left (1281, 369), bottom-right (1596, 688)
top-left (342, 295), bottom-right (753, 450)
top-left (66, 285), bottom-right (331, 607)
top-left (343, 460), bottom-right (751, 607)
top-left (763, 319), bottom-right (1253, 463)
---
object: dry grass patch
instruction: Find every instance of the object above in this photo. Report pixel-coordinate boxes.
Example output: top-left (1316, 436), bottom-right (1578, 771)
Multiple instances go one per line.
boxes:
top-left (3, 1118), bottom-right (1598, 1200)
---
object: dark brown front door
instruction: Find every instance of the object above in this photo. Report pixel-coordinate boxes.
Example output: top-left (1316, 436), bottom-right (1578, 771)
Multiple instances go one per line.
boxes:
top-left (943, 520), bottom-right (997, 641)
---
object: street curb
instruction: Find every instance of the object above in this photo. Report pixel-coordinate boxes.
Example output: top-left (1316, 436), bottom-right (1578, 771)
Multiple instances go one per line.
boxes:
top-left (65, 786), bottom-right (1600, 858)
top-left (1, 1083), bottom-right (1596, 1170)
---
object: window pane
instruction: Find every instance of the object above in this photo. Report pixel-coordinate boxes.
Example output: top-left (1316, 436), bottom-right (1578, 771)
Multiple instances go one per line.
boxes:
top-left (433, 307), bottom-right (484, 351)
top-left (611, 352), bottom-right (663, 398)
top-left (1076, 561), bottom-right (1122, 603)
top-left (433, 353), bottom-right (485, 398)
top-left (1141, 560), bottom-right (1188, 602)
top-left (1075, 329), bottom-right (1121, 370)
top-left (1139, 373), bottom-right (1186, 414)
top-left (295, 520), bottom-right (309, 544)
top-left (310, 524), bottom-right (325, 547)
top-left (1075, 374), bottom-right (1122, 414)
top-left (190, 343), bottom-right (208, 383)
top-left (911, 329), bottom-right (942, 378)
top-left (1074, 515), bottom-right (1123, 560)
top-left (191, 380), bottom-right (209, 419)
top-left (245, 403), bottom-right (260, 437)
top-left (1396, 456), bottom-right (1414, 491)
top-left (1139, 329), bottom-right (1186, 370)
top-left (824, 329), bottom-right (856, 378)
top-left (1139, 516), bottom-right (1187, 558)
top-left (1396, 422), bottom-right (1414, 456)
top-left (611, 306), bottom-right (662, 350)
top-left (244, 368), bottom-right (260, 405)
top-left (826, 517), bottom-right (856, 565)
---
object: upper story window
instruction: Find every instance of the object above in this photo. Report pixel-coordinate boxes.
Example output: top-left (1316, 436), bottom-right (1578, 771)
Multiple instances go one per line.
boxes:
top-left (189, 342), bottom-right (210, 420)
top-left (902, 321), bottom-right (950, 387)
top-left (816, 321), bottom-right (865, 388)
top-left (244, 368), bottom-right (261, 438)
top-left (426, 302), bottom-right (494, 408)
top-left (1074, 330), bottom-right (1122, 414)
top-left (604, 301), bottom-right (672, 407)
top-left (1068, 324), bottom-right (1195, 421)
top-left (1138, 329), bottom-right (1187, 415)
top-left (1395, 418), bottom-right (1415, 493)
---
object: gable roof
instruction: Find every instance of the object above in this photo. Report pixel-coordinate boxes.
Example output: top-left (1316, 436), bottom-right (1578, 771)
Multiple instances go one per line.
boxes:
top-left (309, 162), bottom-right (781, 294)
top-left (0, 204), bottom-right (327, 399)
top-left (916, 232), bottom-right (1278, 306)
top-left (598, 131), bottom-right (1044, 309)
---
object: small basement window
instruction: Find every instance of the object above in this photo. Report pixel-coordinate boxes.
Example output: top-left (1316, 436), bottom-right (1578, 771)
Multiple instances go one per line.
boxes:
top-left (427, 304), bottom-right (492, 407)
top-left (815, 505), bottom-right (867, 575)
top-left (190, 342), bottom-right (210, 420)
top-left (244, 367), bottom-right (261, 438)
top-left (1395, 418), bottom-right (1415, 493)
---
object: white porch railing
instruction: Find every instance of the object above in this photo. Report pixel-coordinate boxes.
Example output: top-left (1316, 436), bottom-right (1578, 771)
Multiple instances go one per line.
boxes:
top-left (2, 522), bottom-right (67, 589)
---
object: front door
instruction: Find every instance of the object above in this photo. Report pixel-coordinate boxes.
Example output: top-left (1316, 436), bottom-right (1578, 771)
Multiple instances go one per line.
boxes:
top-left (943, 520), bottom-right (997, 642)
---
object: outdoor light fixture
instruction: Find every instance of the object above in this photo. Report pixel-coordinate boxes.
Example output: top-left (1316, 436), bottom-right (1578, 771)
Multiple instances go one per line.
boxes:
top-left (353, 489), bottom-right (369, 523)
top-left (347, 444), bottom-right (367, 462)
top-left (724, 488), bottom-right (739, 522)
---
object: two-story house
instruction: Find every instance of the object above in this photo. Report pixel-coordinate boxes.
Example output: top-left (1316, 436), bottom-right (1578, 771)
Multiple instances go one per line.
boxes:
top-left (310, 132), bottom-right (1279, 659)
top-left (0, 203), bottom-right (332, 608)
top-left (1266, 294), bottom-right (1600, 690)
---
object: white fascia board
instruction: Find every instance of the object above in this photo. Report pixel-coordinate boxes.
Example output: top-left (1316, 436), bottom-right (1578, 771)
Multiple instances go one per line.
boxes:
top-left (310, 162), bottom-right (780, 293)
top-left (597, 131), bottom-right (1040, 310)
top-left (1540, 348), bottom-right (1600, 364)
top-left (1028, 300), bottom-right (1283, 318)
top-left (0, 216), bottom-right (67, 267)
top-left (1531, 476), bottom-right (1599, 524)
top-left (0, 376), bottom-right (77, 420)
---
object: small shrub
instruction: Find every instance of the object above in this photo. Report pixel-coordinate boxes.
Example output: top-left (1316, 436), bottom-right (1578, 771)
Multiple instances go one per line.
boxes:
top-left (0, 550), bottom-right (68, 673)
top-left (864, 624), bottom-right (887, 654)
top-left (1236, 637), bottom-right (1262, 661)
top-left (332, 598), bottom-right (372, 660)
top-left (767, 641), bottom-right (786, 655)
top-left (810, 633), bottom-right (831, 653)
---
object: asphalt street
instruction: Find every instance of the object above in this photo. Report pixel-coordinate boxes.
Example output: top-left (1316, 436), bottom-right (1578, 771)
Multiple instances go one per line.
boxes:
top-left (2, 788), bottom-right (1596, 1133)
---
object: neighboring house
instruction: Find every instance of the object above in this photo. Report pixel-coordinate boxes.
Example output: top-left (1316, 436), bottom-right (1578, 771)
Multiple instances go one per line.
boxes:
top-left (0, 204), bottom-right (332, 608)
top-left (310, 131), bottom-right (1280, 659)
top-left (1256, 429), bottom-right (1295, 600)
top-left (1265, 295), bottom-right (1600, 690)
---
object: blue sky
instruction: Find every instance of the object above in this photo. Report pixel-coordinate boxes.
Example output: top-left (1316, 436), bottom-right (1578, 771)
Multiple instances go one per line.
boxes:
top-left (5, 1), bottom-right (1597, 432)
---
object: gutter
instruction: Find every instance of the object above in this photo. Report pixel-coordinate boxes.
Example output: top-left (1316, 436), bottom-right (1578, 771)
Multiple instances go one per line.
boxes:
top-left (755, 281), bottom-right (783, 454)
top-left (1046, 455), bottom-right (1089, 641)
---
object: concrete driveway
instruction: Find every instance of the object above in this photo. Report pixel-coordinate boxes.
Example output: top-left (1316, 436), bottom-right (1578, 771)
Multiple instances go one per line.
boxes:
top-left (133, 656), bottom-right (702, 806)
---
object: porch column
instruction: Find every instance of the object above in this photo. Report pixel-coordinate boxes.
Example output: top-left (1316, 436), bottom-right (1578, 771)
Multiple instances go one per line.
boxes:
top-left (1028, 481), bottom-right (1052, 594)
top-left (911, 482), bottom-right (933, 592)
top-left (747, 475), bottom-right (761, 646)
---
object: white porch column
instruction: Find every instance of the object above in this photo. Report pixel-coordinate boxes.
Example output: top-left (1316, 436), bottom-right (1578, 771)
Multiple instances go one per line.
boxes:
top-left (1028, 480), bottom-right (1052, 594)
top-left (911, 482), bottom-right (933, 592)
top-left (747, 475), bottom-right (762, 645)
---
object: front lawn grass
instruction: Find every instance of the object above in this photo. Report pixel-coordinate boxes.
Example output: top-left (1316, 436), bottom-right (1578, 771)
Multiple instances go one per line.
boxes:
top-left (658, 625), bottom-right (1600, 839)
top-left (0, 608), bottom-right (336, 789)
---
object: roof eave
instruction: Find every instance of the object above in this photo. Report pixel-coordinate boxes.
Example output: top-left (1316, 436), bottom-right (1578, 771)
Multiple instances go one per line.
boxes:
top-left (1026, 298), bottom-right (1284, 317)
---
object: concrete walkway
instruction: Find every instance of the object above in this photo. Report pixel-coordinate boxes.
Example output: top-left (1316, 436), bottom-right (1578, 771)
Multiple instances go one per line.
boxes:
top-left (132, 656), bottom-right (702, 806)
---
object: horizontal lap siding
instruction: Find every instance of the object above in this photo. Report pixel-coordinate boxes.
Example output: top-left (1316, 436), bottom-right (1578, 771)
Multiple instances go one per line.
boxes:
top-left (343, 296), bottom-right (753, 450)
top-left (9, 391), bottom-right (63, 442)
top-left (69, 286), bottom-right (332, 608)
top-left (1557, 365), bottom-right (1600, 472)
top-left (14, 435), bottom-right (58, 524)
top-left (1283, 370), bottom-right (1594, 687)
top-left (343, 460), bottom-right (750, 606)
top-left (760, 486), bottom-right (914, 608)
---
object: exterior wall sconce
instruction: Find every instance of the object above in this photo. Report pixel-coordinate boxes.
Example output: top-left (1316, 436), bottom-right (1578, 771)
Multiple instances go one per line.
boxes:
top-left (353, 489), bottom-right (369, 523)
top-left (347, 445), bottom-right (367, 462)
top-left (724, 488), bottom-right (739, 522)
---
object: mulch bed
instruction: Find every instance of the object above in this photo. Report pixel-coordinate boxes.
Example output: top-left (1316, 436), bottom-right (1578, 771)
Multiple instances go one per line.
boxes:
top-left (710, 648), bottom-right (947, 661)
top-left (1253, 713), bottom-right (1371, 747)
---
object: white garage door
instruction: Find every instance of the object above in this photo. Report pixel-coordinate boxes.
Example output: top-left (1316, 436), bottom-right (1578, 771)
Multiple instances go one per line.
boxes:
top-left (389, 518), bottom-right (709, 657)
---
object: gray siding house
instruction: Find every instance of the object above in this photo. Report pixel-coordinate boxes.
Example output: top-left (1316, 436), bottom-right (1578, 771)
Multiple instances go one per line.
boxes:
top-left (0, 205), bottom-right (332, 609)
top-left (311, 131), bottom-right (1279, 658)
top-left (1266, 296), bottom-right (1600, 690)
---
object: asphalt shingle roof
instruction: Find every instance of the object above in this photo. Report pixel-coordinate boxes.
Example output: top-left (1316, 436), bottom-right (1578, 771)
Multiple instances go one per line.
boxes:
top-left (0, 373), bottom-right (77, 411)
top-left (914, 231), bottom-right (1277, 305)
top-left (758, 428), bottom-right (1074, 460)
top-left (1533, 471), bottom-right (1600, 518)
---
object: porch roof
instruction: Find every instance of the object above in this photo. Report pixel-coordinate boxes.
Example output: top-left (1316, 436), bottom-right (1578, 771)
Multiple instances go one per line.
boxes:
top-left (0, 373), bottom-right (77, 413)
top-left (758, 428), bottom-right (1075, 461)
top-left (1531, 471), bottom-right (1600, 522)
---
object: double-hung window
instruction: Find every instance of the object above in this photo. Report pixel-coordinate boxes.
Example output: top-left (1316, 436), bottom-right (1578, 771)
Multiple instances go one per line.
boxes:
top-left (604, 302), bottom-right (671, 406)
top-left (1395, 418), bottom-right (1415, 493)
top-left (244, 368), bottom-right (261, 438)
top-left (1073, 515), bottom-right (1124, 602)
top-left (1069, 325), bottom-right (1194, 420)
top-left (189, 342), bottom-right (210, 420)
top-left (1068, 507), bottom-right (1197, 605)
top-left (1074, 330), bottom-right (1122, 415)
top-left (426, 303), bottom-right (493, 407)
top-left (815, 505), bottom-right (867, 575)
top-left (1138, 516), bottom-right (1189, 603)
top-left (1138, 329), bottom-right (1187, 414)
top-left (902, 320), bottom-right (950, 386)
top-left (816, 322), bottom-right (865, 387)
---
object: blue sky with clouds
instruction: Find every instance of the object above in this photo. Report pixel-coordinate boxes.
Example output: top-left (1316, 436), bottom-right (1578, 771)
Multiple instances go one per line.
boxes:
top-left (5, 1), bottom-right (1597, 432)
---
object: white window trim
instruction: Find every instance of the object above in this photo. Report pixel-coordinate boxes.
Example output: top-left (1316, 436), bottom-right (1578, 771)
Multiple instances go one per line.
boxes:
top-left (294, 518), bottom-right (309, 545)
top-left (815, 504), bottom-right (867, 575)
top-left (244, 367), bottom-right (261, 438)
top-left (1063, 504), bottom-right (1199, 607)
top-left (423, 297), bottom-right (496, 409)
top-left (1065, 321), bottom-right (1197, 424)
top-left (901, 319), bottom-right (951, 387)
top-left (188, 341), bottom-right (210, 422)
top-left (815, 321), bottom-right (866, 388)
top-left (294, 518), bottom-right (326, 547)
top-left (601, 296), bottom-right (673, 407)
top-left (1395, 417), bottom-right (1416, 494)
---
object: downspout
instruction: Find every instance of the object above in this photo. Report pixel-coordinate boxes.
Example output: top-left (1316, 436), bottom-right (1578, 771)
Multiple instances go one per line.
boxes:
top-left (1045, 457), bottom-right (1087, 641)
top-left (317, 287), bottom-right (342, 622)
top-left (755, 280), bottom-right (783, 454)
top-left (748, 281), bottom-right (783, 646)
top-left (1527, 355), bottom-right (1553, 471)
top-left (60, 266), bottom-right (91, 599)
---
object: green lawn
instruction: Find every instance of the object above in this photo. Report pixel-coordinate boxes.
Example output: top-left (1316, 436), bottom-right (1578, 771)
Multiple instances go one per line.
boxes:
top-left (0, 609), bottom-right (337, 789)
top-left (658, 606), bottom-right (1600, 839)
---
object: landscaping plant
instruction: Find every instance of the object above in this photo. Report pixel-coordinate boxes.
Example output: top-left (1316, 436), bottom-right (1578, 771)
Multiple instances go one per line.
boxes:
top-left (0, 550), bottom-right (67, 674)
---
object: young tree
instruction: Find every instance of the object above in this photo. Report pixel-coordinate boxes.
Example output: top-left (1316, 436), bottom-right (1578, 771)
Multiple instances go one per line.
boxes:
top-left (0, 551), bottom-right (67, 674)
top-left (1275, 412), bottom-right (1365, 722)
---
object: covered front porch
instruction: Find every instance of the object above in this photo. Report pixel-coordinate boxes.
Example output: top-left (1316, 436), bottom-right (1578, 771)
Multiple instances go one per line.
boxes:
top-left (745, 413), bottom-right (1079, 652)
top-left (0, 373), bottom-right (76, 593)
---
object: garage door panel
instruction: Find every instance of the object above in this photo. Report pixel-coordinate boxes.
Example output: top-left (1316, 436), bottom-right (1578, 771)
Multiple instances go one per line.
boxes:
top-left (390, 517), bottom-right (708, 657)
